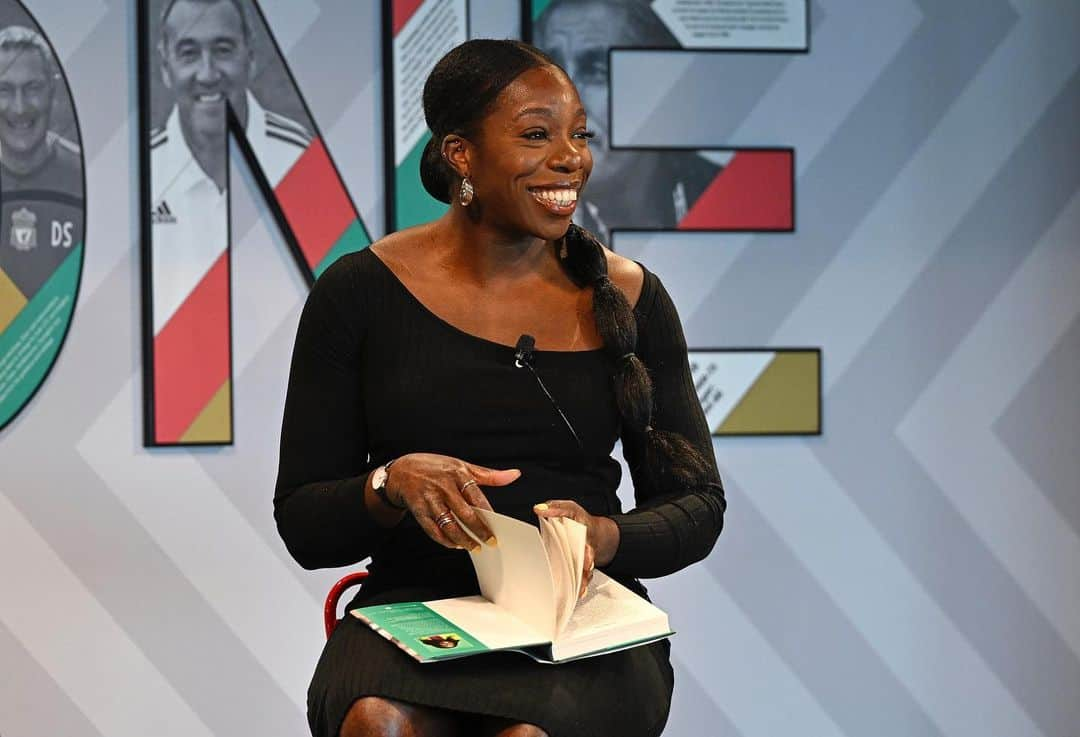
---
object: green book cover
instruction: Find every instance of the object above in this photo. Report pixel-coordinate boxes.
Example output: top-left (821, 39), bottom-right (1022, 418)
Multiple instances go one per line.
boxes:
top-left (356, 601), bottom-right (490, 662)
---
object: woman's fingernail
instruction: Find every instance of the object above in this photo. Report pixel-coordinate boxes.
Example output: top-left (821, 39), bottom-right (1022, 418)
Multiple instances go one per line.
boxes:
top-left (534, 503), bottom-right (548, 511)
top-left (485, 536), bottom-right (498, 547)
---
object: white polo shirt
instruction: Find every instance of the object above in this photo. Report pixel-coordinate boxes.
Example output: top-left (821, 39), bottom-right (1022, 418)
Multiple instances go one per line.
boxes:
top-left (149, 91), bottom-right (311, 334)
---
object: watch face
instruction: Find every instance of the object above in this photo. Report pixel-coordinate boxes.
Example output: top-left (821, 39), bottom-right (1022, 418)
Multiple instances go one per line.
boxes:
top-left (372, 466), bottom-right (388, 489)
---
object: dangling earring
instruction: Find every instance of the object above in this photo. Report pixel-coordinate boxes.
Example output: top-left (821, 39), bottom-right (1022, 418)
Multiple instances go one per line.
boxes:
top-left (459, 177), bottom-right (474, 206)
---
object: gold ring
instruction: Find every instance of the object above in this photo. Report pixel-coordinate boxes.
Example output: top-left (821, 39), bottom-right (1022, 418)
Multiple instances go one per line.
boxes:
top-left (461, 479), bottom-right (479, 492)
top-left (435, 512), bottom-right (455, 529)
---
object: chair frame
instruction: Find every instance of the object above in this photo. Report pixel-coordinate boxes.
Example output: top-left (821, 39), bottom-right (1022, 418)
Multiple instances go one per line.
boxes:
top-left (324, 571), bottom-right (369, 639)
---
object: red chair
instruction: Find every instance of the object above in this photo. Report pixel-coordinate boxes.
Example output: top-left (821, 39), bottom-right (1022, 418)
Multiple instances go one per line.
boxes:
top-left (324, 571), bottom-right (368, 639)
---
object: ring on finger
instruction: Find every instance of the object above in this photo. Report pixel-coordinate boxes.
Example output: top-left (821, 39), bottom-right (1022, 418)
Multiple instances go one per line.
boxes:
top-left (460, 479), bottom-right (478, 493)
top-left (435, 512), bottom-right (455, 529)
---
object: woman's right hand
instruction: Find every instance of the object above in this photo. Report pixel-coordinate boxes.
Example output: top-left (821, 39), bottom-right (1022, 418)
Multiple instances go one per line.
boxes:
top-left (382, 453), bottom-right (520, 550)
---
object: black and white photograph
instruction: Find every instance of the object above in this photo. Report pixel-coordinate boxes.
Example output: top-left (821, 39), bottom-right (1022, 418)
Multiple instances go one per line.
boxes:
top-left (531, 0), bottom-right (720, 238)
top-left (0, 5), bottom-right (82, 303)
top-left (146, 0), bottom-right (315, 202)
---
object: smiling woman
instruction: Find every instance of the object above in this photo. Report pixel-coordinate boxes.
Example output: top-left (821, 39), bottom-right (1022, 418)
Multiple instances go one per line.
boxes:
top-left (274, 39), bottom-right (726, 737)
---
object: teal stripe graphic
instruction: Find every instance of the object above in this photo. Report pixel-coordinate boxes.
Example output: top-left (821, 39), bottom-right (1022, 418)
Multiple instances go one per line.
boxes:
top-left (395, 132), bottom-right (448, 231)
top-left (0, 243), bottom-right (82, 427)
top-left (314, 221), bottom-right (371, 277)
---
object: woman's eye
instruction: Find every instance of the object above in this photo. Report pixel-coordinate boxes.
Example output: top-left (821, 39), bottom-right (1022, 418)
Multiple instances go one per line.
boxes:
top-left (523, 130), bottom-right (548, 141)
top-left (575, 130), bottom-right (596, 140)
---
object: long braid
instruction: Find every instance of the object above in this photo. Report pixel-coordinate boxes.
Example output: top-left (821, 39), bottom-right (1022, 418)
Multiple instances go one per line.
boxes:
top-left (558, 224), bottom-right (715, 496)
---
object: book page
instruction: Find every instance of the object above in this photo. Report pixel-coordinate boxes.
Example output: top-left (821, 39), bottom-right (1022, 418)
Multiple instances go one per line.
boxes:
top-left (427, 596), bottom-right (549, 650)
top-left (539, 517), bottom-right (571, 634)
top-left (551, 572), bottom-right (672, 662)
top-left (466, 508), bottom-right (557, 639)
top-left (564, 517), bottom-right (586, 603)
top-left (542, 517), bottom-right (588, 636)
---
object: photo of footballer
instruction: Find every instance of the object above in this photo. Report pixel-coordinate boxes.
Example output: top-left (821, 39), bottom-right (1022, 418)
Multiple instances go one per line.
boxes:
top-left (145, 0), bottom-right (316, 335)
top-left (532, 0), bottom-right (721, 240)
top-left (0, 19), bottom-right (84, 306)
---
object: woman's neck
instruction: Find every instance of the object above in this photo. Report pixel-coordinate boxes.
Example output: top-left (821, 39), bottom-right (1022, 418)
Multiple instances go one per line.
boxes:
top-left (435, 205), bottom-right (556, 285)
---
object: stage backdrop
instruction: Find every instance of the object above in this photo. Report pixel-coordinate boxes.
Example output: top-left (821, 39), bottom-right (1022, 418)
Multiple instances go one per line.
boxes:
top-left (2, 1), bottom-right (1079, 736)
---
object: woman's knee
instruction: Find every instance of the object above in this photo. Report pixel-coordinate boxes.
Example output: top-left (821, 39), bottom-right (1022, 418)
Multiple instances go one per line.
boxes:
top-left (338, 696), bottom-right (455, 737)
top-left (487, 723), bottom-right (548, 737)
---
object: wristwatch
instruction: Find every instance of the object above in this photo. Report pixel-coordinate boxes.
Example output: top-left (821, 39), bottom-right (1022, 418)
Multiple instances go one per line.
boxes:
top-left (371, 459), bottom-right (405, 510)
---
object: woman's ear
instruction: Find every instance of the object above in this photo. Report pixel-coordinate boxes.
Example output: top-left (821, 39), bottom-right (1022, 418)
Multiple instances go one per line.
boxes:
top-left (441, 134), bottom-right (471, 180)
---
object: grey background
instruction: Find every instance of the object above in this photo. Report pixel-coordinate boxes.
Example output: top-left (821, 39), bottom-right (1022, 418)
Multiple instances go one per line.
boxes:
top-left (1, 1), bottom-right (1079, 736)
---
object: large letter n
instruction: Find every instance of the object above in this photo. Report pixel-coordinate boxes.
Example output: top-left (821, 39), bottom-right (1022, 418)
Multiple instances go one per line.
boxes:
top-left (139, 0), bottom-right (371, 446)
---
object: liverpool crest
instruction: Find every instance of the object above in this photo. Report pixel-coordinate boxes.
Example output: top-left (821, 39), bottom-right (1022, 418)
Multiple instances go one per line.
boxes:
top-left (9, 207), bottom-right (38, 251)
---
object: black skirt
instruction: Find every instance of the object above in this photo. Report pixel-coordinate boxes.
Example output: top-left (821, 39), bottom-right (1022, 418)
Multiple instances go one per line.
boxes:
top-left (307, 586), bottom-right (674, 737)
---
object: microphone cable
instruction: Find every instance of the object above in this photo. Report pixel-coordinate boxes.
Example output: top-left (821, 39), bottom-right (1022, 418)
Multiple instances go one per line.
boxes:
top-left (514, 334), bottom-right (584, 454)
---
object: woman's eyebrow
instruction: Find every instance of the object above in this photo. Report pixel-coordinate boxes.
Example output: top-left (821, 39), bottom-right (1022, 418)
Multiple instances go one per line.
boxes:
top-left (513, 107), bottom-right (554, 121)
top-left (512, 106), bottom-right (587, 121)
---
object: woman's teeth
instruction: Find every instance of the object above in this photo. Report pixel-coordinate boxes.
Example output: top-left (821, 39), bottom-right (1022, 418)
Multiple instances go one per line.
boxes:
top-left (531, 189), bottom-right (578, 208)
top-left (196, 92), bottom-right (224, 103)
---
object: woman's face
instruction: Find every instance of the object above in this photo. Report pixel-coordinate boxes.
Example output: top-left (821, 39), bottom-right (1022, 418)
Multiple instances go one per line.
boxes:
top-left (464, 65), bottom-right (593, 242)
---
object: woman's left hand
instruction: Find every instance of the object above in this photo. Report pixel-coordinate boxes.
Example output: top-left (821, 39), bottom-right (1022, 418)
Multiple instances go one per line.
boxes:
top-left (534, 500), bottom-right (620, 599)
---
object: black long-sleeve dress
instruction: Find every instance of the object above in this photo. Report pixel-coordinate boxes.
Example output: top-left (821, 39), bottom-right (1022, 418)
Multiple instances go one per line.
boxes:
top-left (275, 248), bottom-right (725, 737)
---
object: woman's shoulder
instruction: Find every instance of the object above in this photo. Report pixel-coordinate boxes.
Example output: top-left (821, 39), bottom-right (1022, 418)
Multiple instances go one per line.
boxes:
top-left (316, 222), bottom-right (434, 293)
top-left (602, 247), bottom-right (658, 314)
top-left (369, 222), bottom-right (436, 270)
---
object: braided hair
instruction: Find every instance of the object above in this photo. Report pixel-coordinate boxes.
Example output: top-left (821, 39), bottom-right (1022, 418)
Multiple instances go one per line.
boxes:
top-left (419, 40), bottom-right (715, 496)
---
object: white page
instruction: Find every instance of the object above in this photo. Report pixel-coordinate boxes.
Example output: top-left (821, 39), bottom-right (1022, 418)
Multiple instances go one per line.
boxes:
top-left (551, 571), bottom-right (672, 661)
top-left (564, 517), bottom-right (587, 603)
top-left (539, 518), bottom-right (570, 634)
top-left (466, 509), bottom-right (557, 639)
top-left (546, 517), bottom-right (589, 636)
top-left (427, 596), bottom-right (549, 650)
top-left (546, 519), bottom-right (575, 632)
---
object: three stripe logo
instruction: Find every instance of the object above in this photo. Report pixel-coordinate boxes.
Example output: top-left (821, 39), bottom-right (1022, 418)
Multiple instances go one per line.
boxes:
top-left (151, 199), bottom-right (177, 225)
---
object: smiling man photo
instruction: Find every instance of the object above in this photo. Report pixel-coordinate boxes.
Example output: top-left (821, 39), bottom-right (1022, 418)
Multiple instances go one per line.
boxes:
top-left (0, 24), bottom-right (82, 305)
top-left (147, 0), bottom-right (314, 339)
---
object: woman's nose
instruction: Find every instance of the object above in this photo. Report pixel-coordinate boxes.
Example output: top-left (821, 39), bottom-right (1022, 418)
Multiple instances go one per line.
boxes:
top-left (549, 137), bottom-right (583, 172)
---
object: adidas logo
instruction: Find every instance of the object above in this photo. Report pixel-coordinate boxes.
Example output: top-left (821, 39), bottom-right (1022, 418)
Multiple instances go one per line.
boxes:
top-left (151, 199), bottom-right (177, 225)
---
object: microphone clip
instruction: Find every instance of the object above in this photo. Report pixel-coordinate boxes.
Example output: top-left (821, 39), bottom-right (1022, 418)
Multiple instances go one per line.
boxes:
top-left (514, 334), bottom-right (536, 368)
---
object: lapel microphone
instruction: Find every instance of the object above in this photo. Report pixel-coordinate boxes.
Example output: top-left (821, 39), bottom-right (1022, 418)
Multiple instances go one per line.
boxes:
top-left (513, 334), bottom-right (583, 454)
top-left (514, 334), bottom-right (536, 368)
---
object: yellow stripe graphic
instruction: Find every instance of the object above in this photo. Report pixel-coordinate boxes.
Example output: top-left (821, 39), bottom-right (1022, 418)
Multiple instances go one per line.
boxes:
top-left (717, 352), bottom-right (820, 434)
top-left (0, 266), bottom-right (28, 334)
top-left (179, 380), bottom-right (232, 443)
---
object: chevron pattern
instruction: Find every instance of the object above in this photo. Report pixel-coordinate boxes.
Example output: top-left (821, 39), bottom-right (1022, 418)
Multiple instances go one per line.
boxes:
top-left (1, 1), bottom-right (1078, 735)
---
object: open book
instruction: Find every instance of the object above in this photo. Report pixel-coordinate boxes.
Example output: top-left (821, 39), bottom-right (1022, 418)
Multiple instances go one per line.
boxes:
top-left (351, 508), bottom-right (672, 664)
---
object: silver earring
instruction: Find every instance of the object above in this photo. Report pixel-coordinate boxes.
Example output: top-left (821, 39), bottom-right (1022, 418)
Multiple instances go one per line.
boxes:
top-left (459, 177), bottom-right (474, 206)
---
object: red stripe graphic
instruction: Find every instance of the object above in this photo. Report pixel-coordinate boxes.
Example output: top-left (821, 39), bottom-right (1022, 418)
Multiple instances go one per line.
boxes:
top-left (275, 137), bottom-right (356, 270)
top-left (393, 0), bottom-right (425, 35)
top-left (153, 252), bottom-right (231, 443)
top-left (679, 150), bottom-right (793, 231)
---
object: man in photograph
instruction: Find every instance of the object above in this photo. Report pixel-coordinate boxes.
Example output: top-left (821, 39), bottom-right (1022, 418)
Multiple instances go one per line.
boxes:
top-left (534, 0), bottom-right (720, 239)
top-left (148, 0), bottom-right (313, 333)
top-left (150, 0), bottom-right (312, 212)
top-left (0, 24), bottom-right (82, 305)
